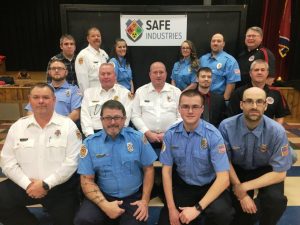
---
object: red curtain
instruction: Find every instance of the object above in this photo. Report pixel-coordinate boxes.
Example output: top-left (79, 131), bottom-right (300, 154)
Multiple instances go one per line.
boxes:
top-left (261, 0), bottom-right (290, 80)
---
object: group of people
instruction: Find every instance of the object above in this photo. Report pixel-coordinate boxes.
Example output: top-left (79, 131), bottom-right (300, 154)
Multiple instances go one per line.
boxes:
top-left (0, 24), bottom-right (294, 225)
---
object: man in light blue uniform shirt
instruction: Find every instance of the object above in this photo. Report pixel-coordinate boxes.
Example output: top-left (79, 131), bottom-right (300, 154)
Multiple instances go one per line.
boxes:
top-left (110, 57), bottom-right (132, 91)
top-left (74, 100), bottom-right (157, 225)
top-left (199, 33), bottom-right (241, 101)
top-left (25, 59), bottom-right (82, 122)
top-left (219, 87), bottom-right (292, 225)
top-left (158, 89), bottom-right (234, 225)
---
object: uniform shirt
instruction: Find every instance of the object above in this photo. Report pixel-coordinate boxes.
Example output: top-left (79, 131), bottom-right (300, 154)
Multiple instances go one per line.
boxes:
top-left (78, 127), bottom-right (157, 198)
top-left (171, 58), bottom-right (198, 91)
top-left (160, 120), bottom-right (230, 186)
top-left (25, 81), bottom-right (82, 116)
top-left (227, 83), bottom-right (291, 119)
top-left (75, 44), bottom-right (108, 93)
top-left (199, 51), bottom-right (241, 95)
top-left (238, 45), bottom-right (276, 86)
top-left (219, 114), bottom-right (292, 171)
top-left (0, 112), bottom-right (81, 190)
top-left (109, 57), bottom-right (133, 91)
top-left (81, 84), bottom-right (133, 136)
top-left (131, 82), bottom-right (182, 134)
top-left (47, 52), bottom-right (77, 85)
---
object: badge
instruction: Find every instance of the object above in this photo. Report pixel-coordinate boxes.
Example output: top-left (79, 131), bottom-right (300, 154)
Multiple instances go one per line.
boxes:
top-left (218, 144), bottom-right (226, 154)
top-left (54, 130), bottom-right (61, 137)
top-left (143, 135), bottom-right (148, 144)
top-left (65, 89), bottom-right (71, 97)
top-left (76, 129), bottom-right (82, 140)
top-left (281, 144), bottom-right (289, 157)
top-left (128, 92), bottom-right (134, 100)
top-left (216, 63), bottom-right (222, 70)
top-left (113, 96), bottom-right (119, 101)
top-left (167, 96), bottom-right (171, 102)
top-left (260, 144), bottom-right (268, 152)
top-left (78, 57), bottom-right (84, 65)
top-left (201, 138), bottom-right (208, 149)
top-left (161, 141), bottom-right (166, 152)
top-left (266, 97), bottom-right (274, 105)
top-left (127, 142), bottom-right (134, 152)
top-left (248, 55), bottom-right (255, 62)
top-left (80, 145), bottom-right (88, 158)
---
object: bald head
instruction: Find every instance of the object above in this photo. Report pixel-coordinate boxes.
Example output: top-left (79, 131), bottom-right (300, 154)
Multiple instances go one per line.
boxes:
top-left (242, 87), bottom-right (266, 101)
top-left (211, 33), bottom-right (225, 54)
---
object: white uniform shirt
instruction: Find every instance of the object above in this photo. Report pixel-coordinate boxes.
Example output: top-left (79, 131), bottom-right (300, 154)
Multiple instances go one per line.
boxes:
top-left (0, 113), bottom-right (81, 190)
top-left (80, 84), bottom-right (133, 136)
top-left (75, 44), bottom-right (109, 93)
top-left (132, 82), bottom-right (182, 134)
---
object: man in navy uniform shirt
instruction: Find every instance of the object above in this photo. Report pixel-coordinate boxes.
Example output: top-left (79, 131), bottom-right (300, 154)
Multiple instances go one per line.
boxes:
top-left (219, 87), bottom-right (292, 225)
top-left (158, 89), bottom-right (234, 225)
top-left (74, 100), bottom-right (157, 225)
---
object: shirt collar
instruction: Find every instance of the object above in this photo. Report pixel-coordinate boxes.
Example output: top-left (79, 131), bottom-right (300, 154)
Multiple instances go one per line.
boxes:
top-left (50, 81), bottom-right (69, 90)
top-left (26, 112), bottom-right (62, 128)
top-left (87, 44), bottom-right (100, 54)
top-left (239, 114), bottom-right (264, 138)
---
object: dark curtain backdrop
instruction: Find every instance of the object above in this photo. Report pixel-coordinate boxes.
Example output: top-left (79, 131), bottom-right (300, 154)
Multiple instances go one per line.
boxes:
top-left (0, 0), bottom-right (298, 80)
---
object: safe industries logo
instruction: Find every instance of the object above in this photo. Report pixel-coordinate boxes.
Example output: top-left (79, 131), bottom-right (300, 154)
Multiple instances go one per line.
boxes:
top-left (125, 19), bottom-right (143, 42)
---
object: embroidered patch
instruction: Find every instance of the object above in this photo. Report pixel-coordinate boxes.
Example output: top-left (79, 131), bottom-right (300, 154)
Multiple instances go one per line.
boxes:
top-left (234, 69), bottom-right (240, 74)
top-left (218, 144), bottom-right (226, 154)
top-left (76, 129), bottom-right (82, 140)
top-left (78, 57), bottom-right (84, 65)
top-left (281, 144), bottom-right (289, 157)
top-left (248, 55), bottom-right (255, 62)
top-left (80, 145), bottom-right (88, 158)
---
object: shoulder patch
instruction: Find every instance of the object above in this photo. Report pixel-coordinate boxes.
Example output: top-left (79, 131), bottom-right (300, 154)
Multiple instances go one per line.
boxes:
top-left (218, 144), bottom-right (226, 154)
top-left (80, 145), bottom-right (88, 158)
top-left (76, 129), bottom-right (82, 140)
top-left (128, 92), bottom-right (134, 100)
top-left (78, 57), bottom-right (84, 65)
top-left (281, 144), bottom-right (289, 157)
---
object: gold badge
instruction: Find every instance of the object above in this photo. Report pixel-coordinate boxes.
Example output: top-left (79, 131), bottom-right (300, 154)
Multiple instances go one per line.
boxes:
top-left (76, 130), bottom-right (82, 140)
top-left (65, 89), bottom-right (71, 97)
top-left (113, 96), bottom-right (119, 101)
top-left (80, 145), bottom-right (88, 158)
top-left (127, 142), bottom-right (134, 152)
top-left (260, 144), bottom-right (268, 152)
top-left (216, 63), bottom-right (222, 69)
top-left (78, 57), bottom-right (84, 65)
top-left (201, 138), bottom-right (208, 149)
top-left (55, 130), bottom-right (61, 137)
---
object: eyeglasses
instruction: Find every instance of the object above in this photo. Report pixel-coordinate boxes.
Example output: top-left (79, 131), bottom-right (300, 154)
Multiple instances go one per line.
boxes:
top-left (49, 67), bottom-right (66, 71)
top-left (180, 104), bottom-right (203, 111)
top-left (101, 116), bottom-right (125, 122)
top-left (242, 99), bottom-right (266, 106)
top-left (246, 34), bottom-right (259, 38)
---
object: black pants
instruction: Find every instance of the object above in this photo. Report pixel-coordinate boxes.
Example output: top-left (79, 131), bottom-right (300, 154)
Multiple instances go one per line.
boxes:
top-left (0, 174), bottom-right (80, 225)
top-left (74, 191), bottom-right (146, 225)
top-left (231, 165), bottom-right (287, 225)
top-left (158, 173), bottom-right (234, 225)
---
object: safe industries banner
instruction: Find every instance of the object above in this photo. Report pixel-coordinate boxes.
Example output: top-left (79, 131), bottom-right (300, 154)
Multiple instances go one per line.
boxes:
top-left (120, 14), bottom-right (187, 46)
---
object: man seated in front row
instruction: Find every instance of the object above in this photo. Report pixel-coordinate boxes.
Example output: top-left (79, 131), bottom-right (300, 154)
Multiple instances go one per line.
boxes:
top-left (219, 87), bottom-right (292, 225)
top-left (74, 100), bottom-right (157, 225)
top-left (158, 89), bottom-right (234, 225)
top-left (0, 83), bottom-right (81, 225)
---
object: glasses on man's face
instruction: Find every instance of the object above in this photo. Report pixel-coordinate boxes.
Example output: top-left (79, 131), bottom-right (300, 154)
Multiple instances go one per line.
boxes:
top-left (242, 99), bottom-right (266, 106)
top-left (180, 104), bottom-right (203, 111)
top-left (101, 116), bottom-right (125, 122)
top-left (49, 67), bottom-right (66, 72)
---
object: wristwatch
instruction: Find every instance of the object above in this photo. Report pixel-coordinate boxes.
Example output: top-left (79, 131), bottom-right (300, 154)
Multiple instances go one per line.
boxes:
top-left (42, 181), bottom-right (50, 191)
top-left (194, 202), bottom-right (203, 212)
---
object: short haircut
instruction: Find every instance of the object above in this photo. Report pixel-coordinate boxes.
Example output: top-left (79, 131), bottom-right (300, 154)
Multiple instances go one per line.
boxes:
top-left (29, 83), bottom-right (55, 96)
top-left (60, 34), bottom-right (75, 45)
top-left (246, 26), bottom-right (263, 37)
top-left (250, 59), bottom-right (269, 71)
top-left (179, 89), bottom-right (204, 105)
top-left (87, 27), bottom-right (100, 37)
top-left (197, 67), bottom-right (212, 77)
top-left (47, 59), bottom-right (66, 71)
top-left (100, 100), bottom-right (126, 117)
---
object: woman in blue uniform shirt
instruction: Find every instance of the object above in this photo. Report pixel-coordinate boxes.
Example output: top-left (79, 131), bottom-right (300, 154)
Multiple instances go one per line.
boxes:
top-left (171, 40), bottom-right (199, 91)
top-left (109, 38), bottom-right (134, 93)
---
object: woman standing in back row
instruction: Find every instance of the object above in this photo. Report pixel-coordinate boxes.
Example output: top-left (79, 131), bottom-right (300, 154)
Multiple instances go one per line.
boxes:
top-left (171, 40), bottom-right (199, 91)
top-left (109, 38), bottom-right (134, 93)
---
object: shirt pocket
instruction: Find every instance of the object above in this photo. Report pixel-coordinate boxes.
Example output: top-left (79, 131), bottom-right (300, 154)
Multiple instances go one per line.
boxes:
top-left (122, 152), bottom-right (140, 176)
top-left (192, 149), bottom-right (210, 174)
top-left (163, 101), bottom-right (177, 112)
top-left (140, 100), bottom-right (154, 111)
top-left (88, 102), bottom-right (102, 118)
top-left (46, 136), bottom-right (67, 162)
top-left (231, 146), bottom-right (246, 164)
top-left (172, 148), bottom-right (185, 166)
top-left (14, 139), bottom-right (35, 163)
top-left (93, 154), bottom-right (113, 177)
